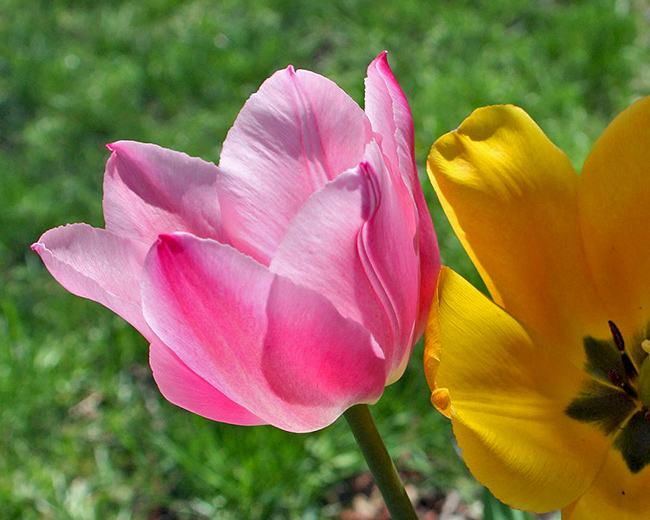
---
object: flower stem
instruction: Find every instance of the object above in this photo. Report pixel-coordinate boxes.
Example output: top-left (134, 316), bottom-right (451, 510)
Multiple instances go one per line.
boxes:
top-left (343, 404), bottom-right (418, 520)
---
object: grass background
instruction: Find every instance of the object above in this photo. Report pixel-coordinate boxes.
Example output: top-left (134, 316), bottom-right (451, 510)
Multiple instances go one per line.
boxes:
top-left (1, 0), bottom-right (649, 518)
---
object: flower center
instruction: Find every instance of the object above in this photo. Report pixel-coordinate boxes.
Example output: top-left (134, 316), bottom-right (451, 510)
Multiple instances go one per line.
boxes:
top-left (566, 321), bottom-right (650, 473)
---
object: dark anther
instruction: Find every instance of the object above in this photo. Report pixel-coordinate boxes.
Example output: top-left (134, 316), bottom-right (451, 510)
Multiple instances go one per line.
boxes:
top-left (609, 320), bottom-right (638, 379)
top-left (609, 369), bottom-right (624, 386)
top-left (608, 369), bottom-right (637, 397)
top-left (645, 409), bottom-right (650, 421)
top-left (607, 368), bottom-right (638, 399)
top-left (609, 321), bottom-right (626, 351)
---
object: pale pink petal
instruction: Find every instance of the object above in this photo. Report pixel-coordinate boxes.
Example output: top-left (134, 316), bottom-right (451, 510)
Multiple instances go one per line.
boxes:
top-left (31, 224), bottom-right (153, 338)
top-left (271, 142), bottom-right (420, 380)
top-left (149, 341), bottom-right (266, 426)
top-left (103, 141), bottom-right (227, 244)
top-left (141, 233), bottom-right (385, 432)
top-left (216, 67), bottom-right (373, 265)
top-left (365, 52), bottom-right (440, 337)
top-left (269, 160), bottom-right (392, 353)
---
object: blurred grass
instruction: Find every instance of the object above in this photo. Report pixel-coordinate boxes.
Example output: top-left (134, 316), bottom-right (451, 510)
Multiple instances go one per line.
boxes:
top-left (1, 0), bottom-right (649, 518)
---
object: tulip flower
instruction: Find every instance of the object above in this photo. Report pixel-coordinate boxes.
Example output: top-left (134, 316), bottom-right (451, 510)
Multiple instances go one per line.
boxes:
top-left (426, 96), bottom-right (650, 519)
top-left (33, 52), bottom-right (439, 437)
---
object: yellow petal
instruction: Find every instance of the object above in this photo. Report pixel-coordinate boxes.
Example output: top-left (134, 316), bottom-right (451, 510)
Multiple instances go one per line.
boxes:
top-left (563, 448), bottom-right (650, 520)
top-left (579, 95), bottom-right (650, 339)
top-left (426, 268), bottom-right (608, 512)
top-left (428, 106), bottom-right (608, 362)
top-left (424, 277), bottom-right (449, 416)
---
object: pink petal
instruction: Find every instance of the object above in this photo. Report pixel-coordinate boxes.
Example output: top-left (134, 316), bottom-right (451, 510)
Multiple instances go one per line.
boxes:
top-left (149, 341), bottom-right (266, 426)
top-left (365, 52), bottom-right (440, 337)
top-left (262, 274), bottom-right (386, 412)
top-left (413, 200), bottom-right (441, 339)
top-left (364, 51), bottom-right (416, 192)
top-left (31, 224), bottom-right (153, 338)
top-left (216, 66), bottom-right (373, 265)
top-left (269, 158), bottom-right (392, 353)
top-left (141, 233), bottom-right (385, 432)
top-left (356, 143), bottom-right (421, 379)
top-left (104, 141), bottom-right (227, 244)
top-left (272, 142), bottom-right (420, 380)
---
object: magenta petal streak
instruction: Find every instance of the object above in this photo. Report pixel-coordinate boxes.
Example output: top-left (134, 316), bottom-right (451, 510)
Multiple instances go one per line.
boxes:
top-left (150, 341), bottom-right (266, 426)
top-left (32, 52), bottom-right (440, 432)
top-left (143, 234), bottom-right (385, 432)
top-left (365, 52), bottom-right (440, 338)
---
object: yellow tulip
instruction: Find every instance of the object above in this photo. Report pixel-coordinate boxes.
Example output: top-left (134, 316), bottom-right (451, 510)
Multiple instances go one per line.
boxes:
top-left (425, 97), bottom-right (650, 519)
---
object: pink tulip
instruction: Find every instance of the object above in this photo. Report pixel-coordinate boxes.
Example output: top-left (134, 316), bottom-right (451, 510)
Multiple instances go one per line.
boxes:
top-left (32, 52), bottom-right (440, 433)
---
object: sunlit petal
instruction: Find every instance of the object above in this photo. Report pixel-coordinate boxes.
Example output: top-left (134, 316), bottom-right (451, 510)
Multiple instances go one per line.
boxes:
top-left (426, 268), bottom-right (607, 512)
top-left (428, 105), bottom-right (607, 360)
top-left (32, 224), bottom-right (152, 338)
top-left (365, 52), bottom-right (440, 338)
top-left (104, 141), bottom-right (227, 244)
top-left (217, 66), bottom-right (373, 264)
top-left (149, 341), bottom-right (266, 426)
top-left (142, 233), bottom-right (386, 432)
top-left (579, 95), bottom-right (650, 338)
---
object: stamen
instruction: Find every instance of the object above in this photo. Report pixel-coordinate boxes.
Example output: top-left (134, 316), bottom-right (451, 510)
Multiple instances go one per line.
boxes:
top-left (608, 368), bottom-right (638, 397)
top-left (609, 320), bottom-right (638, 378)
top-left (608, 369), bottom-right (624, 386)
top-left (609, 320), bottom-right (625, 352)
top-left (569, 325), bottom-right (650, 474)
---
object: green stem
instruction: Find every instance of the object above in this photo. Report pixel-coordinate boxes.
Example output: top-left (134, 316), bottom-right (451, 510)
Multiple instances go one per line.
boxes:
top-left (343, 404), bottom-right (418, 520)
